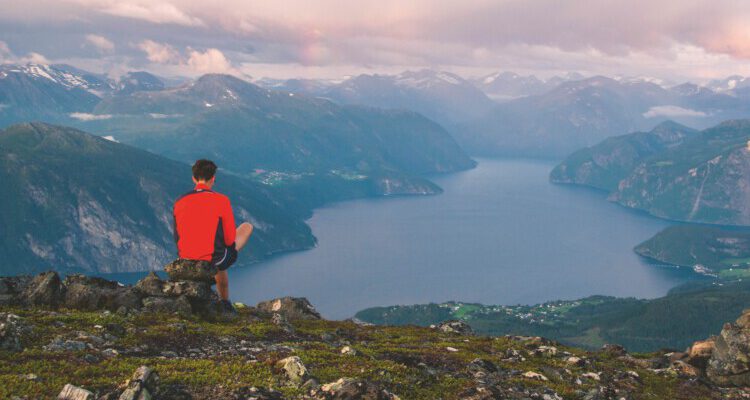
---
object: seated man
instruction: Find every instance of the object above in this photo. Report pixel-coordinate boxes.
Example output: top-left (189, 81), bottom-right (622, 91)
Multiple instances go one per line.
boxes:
top-left (173, 159), bottom-right (253, 313)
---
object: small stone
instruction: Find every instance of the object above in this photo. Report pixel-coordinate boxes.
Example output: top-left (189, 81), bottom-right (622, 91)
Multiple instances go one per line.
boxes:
top-left (102, 348), bottom-right (119, 358)
top-left (566, 356), bottom-right (585, 367)
top-left (522, 371), bottom-right (548, 381)
top-left (57, 384), bottom-right (94, 400)
top-left (600, 344), bottom-right (627, 357)
top-left (580, 372), bottom-right (601, 381)
top-left (340, 346), bottom-right (357, 356)
top-left (446, 346), bottom-right (459, 352)
top-left (435, 320), bottom-right (473, 335)
top-left (276, 356), bottom-right (310, 385)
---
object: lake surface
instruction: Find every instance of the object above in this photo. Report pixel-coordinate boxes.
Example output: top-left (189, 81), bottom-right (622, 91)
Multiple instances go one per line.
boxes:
top-left (229, 158), bottom-right (696, 319)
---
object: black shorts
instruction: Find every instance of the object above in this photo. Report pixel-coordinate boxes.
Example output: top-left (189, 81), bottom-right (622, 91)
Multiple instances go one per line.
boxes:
top-left (213, 244), bottom-right (238, 271)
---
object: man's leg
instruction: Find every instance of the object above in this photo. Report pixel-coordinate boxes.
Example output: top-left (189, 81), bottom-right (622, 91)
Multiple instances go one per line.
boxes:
top-left (215, 269), bottom-right (230, 301)
top-left (235, 222), bottom-right (253, 251)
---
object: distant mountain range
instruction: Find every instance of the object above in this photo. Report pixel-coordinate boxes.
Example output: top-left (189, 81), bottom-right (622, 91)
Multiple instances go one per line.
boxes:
top-left (470, 71), bottom-right (584, 101)
top-left (552, 119), bottom-right (750, 225)
top-left (0, 122), bottom-right (315, 275)
top-left (460, 76), bottom-right (750, 158)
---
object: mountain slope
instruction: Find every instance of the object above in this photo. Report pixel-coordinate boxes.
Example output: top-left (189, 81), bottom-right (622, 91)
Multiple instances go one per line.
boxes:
top-left (86, 74), bottom-right (476, 178)
top-left (611, 120), bottom-right (750, 225)
top-left (550, 121), bottom-right (697, 191)
top-left (0, 122), bottom-right (314, 275)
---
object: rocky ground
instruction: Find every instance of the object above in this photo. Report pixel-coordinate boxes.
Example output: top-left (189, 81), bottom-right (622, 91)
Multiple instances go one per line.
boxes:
top-left (1, 269), bottom-right (750, 399)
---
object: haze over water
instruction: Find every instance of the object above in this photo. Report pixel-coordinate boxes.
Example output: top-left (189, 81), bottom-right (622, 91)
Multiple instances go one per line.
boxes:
top-left (230, 158), bottom-right (696, 319)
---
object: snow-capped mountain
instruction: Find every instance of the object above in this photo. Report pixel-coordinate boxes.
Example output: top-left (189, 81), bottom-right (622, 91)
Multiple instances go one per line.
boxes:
top-left (321, 69), bottom-right (497, 128)
top-left (115, 71), bottom-right (165, 95)
top-left (706, 75), bottom-right (750, 95)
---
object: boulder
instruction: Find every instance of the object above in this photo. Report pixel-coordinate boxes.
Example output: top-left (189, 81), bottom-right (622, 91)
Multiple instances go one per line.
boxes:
top-left (257, 297), bottom-right (321, 320)
top-left (135, 272), bottom-right (212, 299)
top-left (435, 320), bottom-right (473, 335)
top-left (58, 384), bottom-right (94, 400)
top-left (141, 296), bottom-right (192, 316)
top-left (314, 378), bottom-right (400, 400)
top-left (164, 259), bottom-right (217, 284)
top-left (22, 271), bottom-right (63, 307)
top-left (686, 337), bottom-right (715, 370)
top-left (0, 313), bottom-right (27, 352)
top-left (0, 276), bottom-right (31, 306)
top-left (276, 356), bottom-right (310, 385)
top-left (63, 275), bottom-right (141, 311)
top-left (707, 311), bottom-right (750, 386)
top-left (600, 344), bottom-right (628, 357)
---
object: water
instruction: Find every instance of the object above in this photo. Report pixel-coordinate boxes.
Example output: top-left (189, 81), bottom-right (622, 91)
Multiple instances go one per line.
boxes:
top-left (227, 158), bottom-right (695, 319)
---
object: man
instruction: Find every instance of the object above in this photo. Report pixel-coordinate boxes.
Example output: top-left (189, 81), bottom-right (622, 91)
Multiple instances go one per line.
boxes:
top-left (173, 159), bottom-right (253, 313)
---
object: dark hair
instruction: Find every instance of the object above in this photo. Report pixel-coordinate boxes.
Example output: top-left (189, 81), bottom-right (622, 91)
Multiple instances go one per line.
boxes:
top-left (192, 159), bottom-right (217, 181)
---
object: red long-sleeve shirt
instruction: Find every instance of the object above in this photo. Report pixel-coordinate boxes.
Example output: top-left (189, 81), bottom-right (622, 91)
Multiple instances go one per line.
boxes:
top-left (173, 183), bottom-right (236, 262)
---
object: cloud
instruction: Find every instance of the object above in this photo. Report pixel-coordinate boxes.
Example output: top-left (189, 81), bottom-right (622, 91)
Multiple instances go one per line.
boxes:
top-left (186, 48), bottom-right (234, 74)
top-left (85, 34), bottom-right (114, 53)
top-left (0, 40), bottom-right (11, 62)
top-left (19, 52), bottom-right (50, 64)
top-left (138, 39), bottom-right (180, 63)
top-left (643, 105), bottom-right (708, 118)
top-left (74, 0), bottom-right (204, 26)
top-left (69, 112), bottom-right (113, 121)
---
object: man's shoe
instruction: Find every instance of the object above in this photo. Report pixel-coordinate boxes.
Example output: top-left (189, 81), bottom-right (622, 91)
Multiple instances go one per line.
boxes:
top-left (221, 300), bottom-right (237, 315)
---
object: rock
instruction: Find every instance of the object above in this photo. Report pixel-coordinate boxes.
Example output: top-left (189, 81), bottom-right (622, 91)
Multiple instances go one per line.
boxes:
top-left (23, 271), bottom-right (63, 307)
top-left (315, 378), bottom-right (400, 400)
top-left (141, 296), bottom-right (192, 316)
top-left (63, 275), bottom-right (141, 311)
top-left (164, 259), bottom-right (217, 284)
top-left (566, 356), bottom-right (585, 367)
top-left (135, 273), bottom-right (211, 299)
top-left (707, 311), bottom-right (750, 386)
top-left (0, 313), bottom-right (27, 352)
top-left (522, 371), bottom-right (548, 381)
top-left (271, 313), bottom-right (294, 333)
top-left (134, 272), bottom-right (165, 297)
top-left (533, 345), bottom-right (558, 357)
top-left (435, 320), bottom-right (473, 335)
top-left (467, 358), bottom-right (497, 374)
top-left (671, 360), bottom-right (701, 377)
top-left (57, 384), bottom-right (94, 400)
top-left (340, 346), bottom-right (357, 356)
top-left (228, 386), bottom-right (283, 399)
top-left (686, 337), bottom-right (715, 369)
top-left (118, 366), bottom-right (159, 400)
top-left (600, 343), bottom-right (627, 357)
top-left (276, 356), bottom-right (310, 385)
top-left (45, 337), bottom-right (88, 352)
top-left (257, 297), bottom-right (321, 320)
top-left (0, 276), bottom-right (31, 306)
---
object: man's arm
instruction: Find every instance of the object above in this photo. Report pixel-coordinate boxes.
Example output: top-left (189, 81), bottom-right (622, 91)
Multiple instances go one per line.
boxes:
top-left (221, 196), bottom-right (237, 246)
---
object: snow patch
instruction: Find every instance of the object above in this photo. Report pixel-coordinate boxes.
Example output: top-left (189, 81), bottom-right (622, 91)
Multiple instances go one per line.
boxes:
top-left (69, 112), bottom-right (113, 121)
top-left (643, 105), bottom-right (707, 118)
top-left (102, 135), bottom-right (119, 143)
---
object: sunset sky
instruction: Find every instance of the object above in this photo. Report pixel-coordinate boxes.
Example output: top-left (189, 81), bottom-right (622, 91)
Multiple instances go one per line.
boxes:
top-left (1, 0), bottom-right (749, 81)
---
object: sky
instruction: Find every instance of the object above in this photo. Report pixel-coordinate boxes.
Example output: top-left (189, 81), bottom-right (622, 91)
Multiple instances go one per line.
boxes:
top-left (1, 0), bottom-right (749, 82)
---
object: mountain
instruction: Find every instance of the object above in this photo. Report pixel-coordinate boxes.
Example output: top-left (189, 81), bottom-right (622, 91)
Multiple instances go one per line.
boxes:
top-left (459, 76), bottom-right (750, 158)
top-left (114, 71), bottom-right (165, 95)
top-left (320, 69), bottom-right (497, 128)
top-left (0, 122), bottom-right (315, 275)
top-left (83, 73), bottom-right (475, 183)
top-left (550, 121), bottom-right (697, 191)
top-left (471, 71), bottom-right (561, 100)
top-left (0, 64), bottom-right (101, 126)
top-left (355, 279), bottom-right (750, 353)
top-left (254, 77), bottom-right (338, 97)
top-left (635, 225), bottom-right (750, 275)
top-left (552, 119), bottom-right (750, 225)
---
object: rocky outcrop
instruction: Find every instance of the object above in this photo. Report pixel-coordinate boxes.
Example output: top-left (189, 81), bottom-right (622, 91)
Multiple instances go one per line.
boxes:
top-left (312, 378), bottom-right (401, 400)
top-left (0, 313), bottom-right (28, 352)
top-left (164, 259), bottom-right (218, 284)
top-left (257, 297), bottom-right (322, 320)
top-left (0, 262), bottom-right (227, 318)
top-left (704, 309), bottom-right (750, 386)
